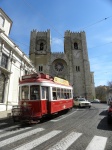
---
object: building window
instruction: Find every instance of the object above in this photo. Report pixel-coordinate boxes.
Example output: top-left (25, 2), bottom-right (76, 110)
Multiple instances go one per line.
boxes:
top-left (0, 73), bottom-right (5, 103)
top-left (39, 66), bottom-right (43, 72)
top-left (25, 70), bottom-right (28, 75)
top-left (40, 43), bottom-right (44, 50)
top-left (1, 53), bottom-right (8, 69)
top-left (0, 15), bottom-right (5, 27)
top-left (76, 66), bottom-right (80, 72)
top-left (74, 42), bottom-right (78, 49)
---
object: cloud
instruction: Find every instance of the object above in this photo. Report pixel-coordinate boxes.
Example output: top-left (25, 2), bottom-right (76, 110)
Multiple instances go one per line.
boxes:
top-left (52, 37), bottom-right (63, 45)
top-left (51, 37), bottom-right (63, 52)
top-left (101, 37), bottom-right (112, 43)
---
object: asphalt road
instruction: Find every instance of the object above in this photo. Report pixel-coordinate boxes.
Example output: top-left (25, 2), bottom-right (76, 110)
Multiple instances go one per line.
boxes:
top-left (0, 103), bottom-right (112, 150)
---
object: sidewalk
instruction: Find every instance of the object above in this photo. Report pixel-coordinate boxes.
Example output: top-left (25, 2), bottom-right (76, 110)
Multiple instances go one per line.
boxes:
top-left (0, 110), bottom-right (12, 119)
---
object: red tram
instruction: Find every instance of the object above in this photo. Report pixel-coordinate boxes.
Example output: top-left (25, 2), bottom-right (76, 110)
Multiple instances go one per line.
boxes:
top-left (12, 73), bottom-right (73, 123)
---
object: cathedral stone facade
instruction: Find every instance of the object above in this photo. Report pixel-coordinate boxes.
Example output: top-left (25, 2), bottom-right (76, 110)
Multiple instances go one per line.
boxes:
top-left (29, 29), bottom-right (95, 99)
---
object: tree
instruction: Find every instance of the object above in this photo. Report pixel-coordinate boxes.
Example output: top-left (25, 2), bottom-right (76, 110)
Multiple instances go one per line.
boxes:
top-left (95, 86), bottom-right (108, 102)
top-left (107, 81), bottom-right (112, 88)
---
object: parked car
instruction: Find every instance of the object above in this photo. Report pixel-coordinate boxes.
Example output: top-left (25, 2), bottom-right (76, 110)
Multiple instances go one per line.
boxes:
top-left (107, 104), bottom-right (112, 124)
top-left (91, 99), bottom-right (100, 103)
top-left (73, 98), bottom-right (92, 108)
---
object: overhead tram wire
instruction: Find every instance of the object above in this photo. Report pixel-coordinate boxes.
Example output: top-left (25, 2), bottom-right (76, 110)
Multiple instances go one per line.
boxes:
top-left (10, 0), bottom-right (112, 55)
top-left (88, 41), bottom-right (112, 50)
top-left (10, 36), bottom-right (29, 48)
top-left (23, 0), bottom-right (64, 39)
top-left (77, 16), bottom-right (112, 31)
top-left (23, 0), bottom-right (112, 40)
top-left (10, 33), bottom-right (112, 56)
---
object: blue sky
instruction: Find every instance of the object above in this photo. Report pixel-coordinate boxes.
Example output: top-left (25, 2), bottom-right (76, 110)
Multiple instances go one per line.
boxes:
top-left (1, 0), bottom-right (112, 87)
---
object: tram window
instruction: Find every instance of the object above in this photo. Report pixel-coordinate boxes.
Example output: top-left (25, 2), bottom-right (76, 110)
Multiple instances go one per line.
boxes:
top-left (61, 89), bottom-right (64, 99)
top-left (30, 85), bottom-right (40, 100)
top-left (64, 93), bottom-right (67, 99)
top-left (57, 88), bottom-right (60, 99)
top-left (66, 93), bottom-right (69, 99)
top-left (69, 90), bottom-right (72, 98)
top-left (52, 87), bottom-right (56, 100)
top-left (46, 87), bottom-right (49, 100)
top-left (41, 86), bottom-right (49, 100)
top-left (53, 92), bottom-right (57, 100)
top-left (66, 89), bottom-right (69, 99)
top-left (21, 86), bottom-right (29, 100)
top-left (42, 87), bottom-right (46, 99)
top-left (19, 87), bottom-right (21, 100)
top-left (64, 89), bottom-right (67, 99)
top-left (52, 87), bottom-right (56, 92)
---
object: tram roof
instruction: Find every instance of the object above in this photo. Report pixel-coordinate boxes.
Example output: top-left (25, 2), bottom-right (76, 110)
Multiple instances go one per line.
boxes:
top-left (19, 73), bottom-right (72, 87)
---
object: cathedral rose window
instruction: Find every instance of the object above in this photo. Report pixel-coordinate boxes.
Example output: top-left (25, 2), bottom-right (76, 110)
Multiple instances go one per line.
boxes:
top-left (55, 62), bottom-right (64, 72)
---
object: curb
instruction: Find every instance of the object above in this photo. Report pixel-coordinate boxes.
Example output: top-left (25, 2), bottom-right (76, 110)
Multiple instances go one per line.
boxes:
top-left (0, 110), bottom-right (12, 119)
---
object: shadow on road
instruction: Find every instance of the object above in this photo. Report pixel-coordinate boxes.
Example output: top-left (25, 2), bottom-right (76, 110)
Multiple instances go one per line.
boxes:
top-left (97, 116), bottom-right (112, 131)
top-left (99, 110), bottom-right (107, 116)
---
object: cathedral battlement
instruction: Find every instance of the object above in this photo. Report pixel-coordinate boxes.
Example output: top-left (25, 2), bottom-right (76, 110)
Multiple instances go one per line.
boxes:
top-left (31, 29), bottom-right (50, 38)
top-left (52, 52), bottom-right (64, 55)
top-left (31, 29), bottom-right (50, 33)
top-left (31, 29), bottom-right (50, 34)
top-left (65, 30), bottom-right (85, 36)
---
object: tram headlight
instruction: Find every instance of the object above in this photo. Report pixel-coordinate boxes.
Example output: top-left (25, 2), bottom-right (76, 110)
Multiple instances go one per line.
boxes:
top-left (23, 102), bottom-right (27, 107)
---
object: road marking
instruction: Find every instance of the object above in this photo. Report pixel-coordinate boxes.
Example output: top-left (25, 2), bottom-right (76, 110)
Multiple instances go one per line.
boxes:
top-left (0, 127), bottom-right (31, 138)
top-left (48, 132), bottom-right (82, 150)
top-left (0, 125), bottom-right (19, 133)
top-left (50, 109), bottom-right (78, 122)
top-left (0, 122), bottom-right (7, 126)
top-left (0, 128), bottom-right (44, 148)
top-left (15, 130), bottom-right (62, 150)
top-left (85, 136), bottom-right (107, 150)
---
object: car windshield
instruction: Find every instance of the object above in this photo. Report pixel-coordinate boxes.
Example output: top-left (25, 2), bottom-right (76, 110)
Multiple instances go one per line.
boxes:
top-left (78, 98), bottom-right (86, 101)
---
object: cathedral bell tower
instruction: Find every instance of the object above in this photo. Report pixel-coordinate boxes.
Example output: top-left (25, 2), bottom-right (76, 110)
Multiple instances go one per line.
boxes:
top-left (29, 29), bottom-right (51, 74)
top-left (64, 30), bottom-right (93, 99)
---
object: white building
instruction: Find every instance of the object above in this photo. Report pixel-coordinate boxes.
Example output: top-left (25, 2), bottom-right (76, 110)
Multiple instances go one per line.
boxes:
top-left (0, 8), bottom-right (36, 111)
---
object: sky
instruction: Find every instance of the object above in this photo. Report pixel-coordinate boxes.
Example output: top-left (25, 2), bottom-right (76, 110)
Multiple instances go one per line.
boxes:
top-left (1, 0), bottom-right (112, 87)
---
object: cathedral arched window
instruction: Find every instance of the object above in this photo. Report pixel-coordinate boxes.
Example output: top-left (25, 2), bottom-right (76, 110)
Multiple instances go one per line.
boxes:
top-left (40, 43), bottom-right (44, 50)
top-left (74, 42), bottom-right (78, 49)
top-left (0, 15), bottom-right (5, 27)
top-left (76, 66), bottom-right (80, 72)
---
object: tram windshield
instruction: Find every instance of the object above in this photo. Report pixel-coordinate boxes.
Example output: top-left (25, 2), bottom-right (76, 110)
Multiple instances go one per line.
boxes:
top-left (30, 85), bottom-right (40, 100)
top-left (20, 85), bottom-right (40, 100)
top-left (21, 86), bottom-right (29, 100)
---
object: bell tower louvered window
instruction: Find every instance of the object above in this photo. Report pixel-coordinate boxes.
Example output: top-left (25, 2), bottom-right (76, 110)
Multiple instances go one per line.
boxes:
top-left (74, 42), bottom-right (78, 49)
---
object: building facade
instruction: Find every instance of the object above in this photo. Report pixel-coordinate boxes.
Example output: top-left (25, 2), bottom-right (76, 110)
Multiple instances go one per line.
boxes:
top-left (29, 29), bottom-right (95, 99)
top-left (0, 8), bottom-right (36, 111)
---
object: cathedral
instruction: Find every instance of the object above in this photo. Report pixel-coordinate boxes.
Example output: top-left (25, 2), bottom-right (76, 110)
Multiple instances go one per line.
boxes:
top-left (29, 29), bottom-right (95, 99)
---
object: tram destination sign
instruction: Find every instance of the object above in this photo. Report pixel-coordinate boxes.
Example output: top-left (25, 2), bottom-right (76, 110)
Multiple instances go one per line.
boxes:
top-left (54, 77), bottom-right (69, 86)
